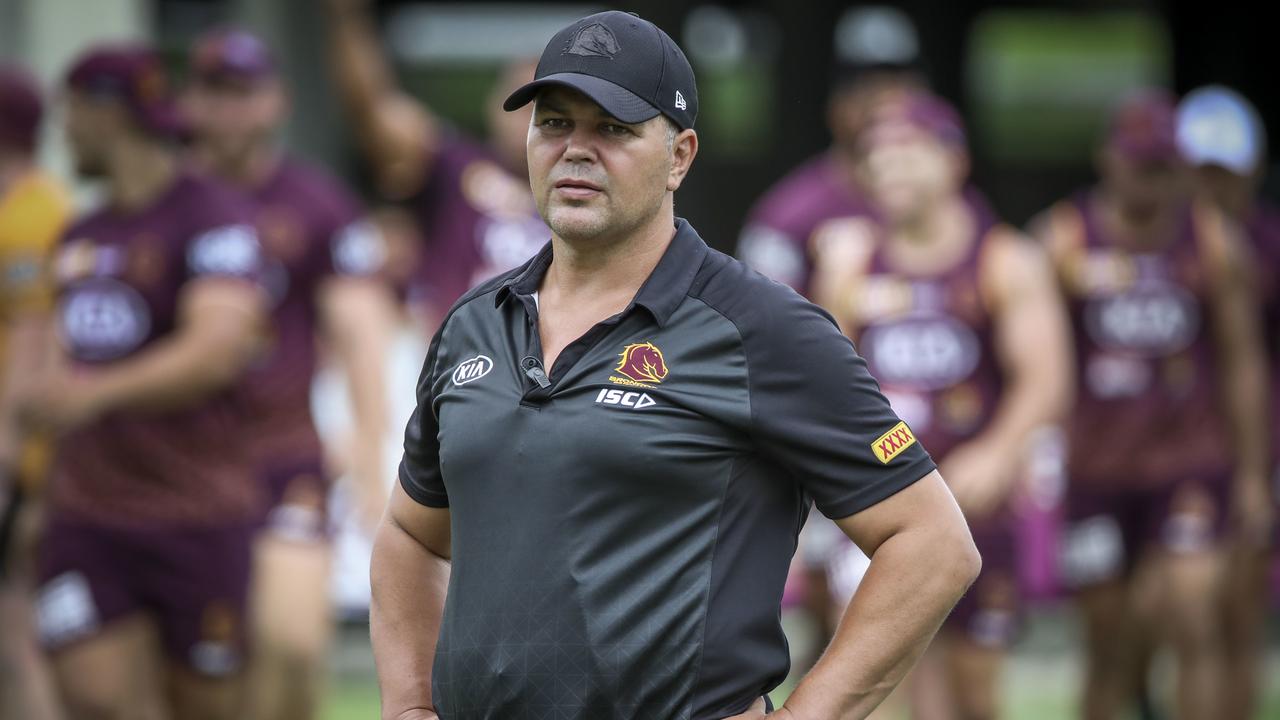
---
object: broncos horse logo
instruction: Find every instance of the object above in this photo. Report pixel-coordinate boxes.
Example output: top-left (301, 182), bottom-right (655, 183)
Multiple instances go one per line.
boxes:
top-left (614, 342), bottom-right (669, 384)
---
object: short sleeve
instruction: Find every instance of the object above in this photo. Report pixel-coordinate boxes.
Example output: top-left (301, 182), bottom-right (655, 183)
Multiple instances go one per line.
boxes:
top-left (398, 329), bottom-right (448, 507)
top-left (185, 223), bottom-right (263, 281)
top-left (742, 293), bottom-right (936, 519)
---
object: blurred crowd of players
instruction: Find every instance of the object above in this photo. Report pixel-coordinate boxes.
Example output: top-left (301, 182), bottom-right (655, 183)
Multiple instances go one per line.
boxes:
top-left (0, 2), bottom-right (1275, 719)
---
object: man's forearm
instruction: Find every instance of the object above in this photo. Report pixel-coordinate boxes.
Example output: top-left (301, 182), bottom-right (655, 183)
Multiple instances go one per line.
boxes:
top-left (90, 323), bottom-right (256, 415)
top-left (371, 515), bottom-right (449, 719)
top-left (783, 526), bottom-right (979, 720)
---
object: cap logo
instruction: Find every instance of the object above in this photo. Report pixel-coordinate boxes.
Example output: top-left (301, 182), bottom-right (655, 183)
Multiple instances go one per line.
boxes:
top-left (563, 23), bottom-right (620, 59)
top-left (610, 342), bottom-right (668, 386)
top-left (674, 90), bottom-right (687, 110)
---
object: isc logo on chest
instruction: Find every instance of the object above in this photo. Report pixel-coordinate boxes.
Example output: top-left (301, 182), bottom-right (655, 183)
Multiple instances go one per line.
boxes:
top-left (595, 388), bottom-right (656, 409)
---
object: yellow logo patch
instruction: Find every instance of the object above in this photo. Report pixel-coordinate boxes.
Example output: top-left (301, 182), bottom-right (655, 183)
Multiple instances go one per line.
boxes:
top-left (872, 421), bottom-right (916, 464)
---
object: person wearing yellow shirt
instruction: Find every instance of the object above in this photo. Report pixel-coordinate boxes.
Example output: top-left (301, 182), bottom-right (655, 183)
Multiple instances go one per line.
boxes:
top-left (0, 64), bottom-right (71, 720)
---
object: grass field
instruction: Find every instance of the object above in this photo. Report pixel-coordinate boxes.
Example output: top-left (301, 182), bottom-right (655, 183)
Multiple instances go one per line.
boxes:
top-left (320, 606), bottom-right (1280, 719)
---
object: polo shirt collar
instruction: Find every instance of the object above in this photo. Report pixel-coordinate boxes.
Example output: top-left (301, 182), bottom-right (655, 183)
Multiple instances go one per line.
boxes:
top-left (495, 217), bottom-right (708, 328)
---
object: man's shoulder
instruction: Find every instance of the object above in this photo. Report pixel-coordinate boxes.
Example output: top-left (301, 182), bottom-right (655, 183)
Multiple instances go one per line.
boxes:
top-left (747, 152), bottom-right (867, 233)
top-left (690, 245), bottom-right (839, 341)
top-left (437, 261), bottom-right (533, 329)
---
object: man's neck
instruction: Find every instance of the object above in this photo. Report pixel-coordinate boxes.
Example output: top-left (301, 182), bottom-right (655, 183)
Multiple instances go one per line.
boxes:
top-left (884, 194), bottom-right (973, 274)
top-left (192, 140), bottom-right (279, 189)
top-left (542, 202), bottom-right (676, 305)
top-left (108, 138), bottom-right (179, 212)
top-left (1097, 189), bottom-right (1180, 248)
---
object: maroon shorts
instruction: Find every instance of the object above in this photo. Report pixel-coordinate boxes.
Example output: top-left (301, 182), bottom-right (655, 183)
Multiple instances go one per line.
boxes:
top-left (1060, 473), bottom-right (1230, 589)
top-left (253, 456), bottom-right (331, 543)
top-left (35, 513), bottom-right (252, 676)
top-left (947, 513), bottom-right (1022, 649)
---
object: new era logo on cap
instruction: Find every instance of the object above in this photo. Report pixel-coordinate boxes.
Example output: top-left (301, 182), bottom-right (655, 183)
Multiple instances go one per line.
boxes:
top-left (503, 10), bottom-right (698, 131)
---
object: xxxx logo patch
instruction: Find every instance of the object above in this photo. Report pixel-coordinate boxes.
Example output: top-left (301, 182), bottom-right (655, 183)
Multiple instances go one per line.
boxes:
top-left (872, 421), bottom-right (916, 464)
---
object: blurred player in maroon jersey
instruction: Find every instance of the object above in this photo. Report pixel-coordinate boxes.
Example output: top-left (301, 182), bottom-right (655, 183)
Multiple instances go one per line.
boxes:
top-left (1176, 84), bottom-right (1277, 720)
top-left (737, 6), bottom-right (928, 299)
top-left (1032, 92), bottom-right (1270, 720)
top-left (0, 63), bottom-right (71, 720)
top-left (325, 0), bottom-right (547, 331)
top-left (182, 28), bottom-right (399, 720)
top-left (17, 45), bottom-right (269, 720)
top-left (814, 91), bottom-right (1071, 720)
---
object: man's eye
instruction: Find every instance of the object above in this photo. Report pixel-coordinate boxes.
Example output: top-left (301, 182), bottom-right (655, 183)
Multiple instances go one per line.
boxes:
top-left (540, 118), bottom-right (570, 130)
top-left (603, 124), bottom-right (632, 136)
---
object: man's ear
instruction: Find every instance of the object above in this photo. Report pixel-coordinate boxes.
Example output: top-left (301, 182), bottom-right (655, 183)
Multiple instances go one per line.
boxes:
top-left (668, 128), bottom-right (698, 192)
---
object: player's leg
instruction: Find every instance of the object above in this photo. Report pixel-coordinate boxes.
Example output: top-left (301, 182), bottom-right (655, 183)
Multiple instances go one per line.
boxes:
top-left (246, 467), bottom-right (333, 720)
top-left (151, 523), bottom-right (253, 720)
top-left (1061, 496), bottom-right (1141, 720)
top-left (48, 614), bottom-right (168, 720)
top-left (246, 536), bottom-right (333, 720)
top-left (35, 517), bottom-right (167, 720)
top-left (1219, 541), bottom-right (1269, 720)
top-left (0, 489), bottom-right (62, 720)
top-left (1141, 479), bottom-right (1228, 720)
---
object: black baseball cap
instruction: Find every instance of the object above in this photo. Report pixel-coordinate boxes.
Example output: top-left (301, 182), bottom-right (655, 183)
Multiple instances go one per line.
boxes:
top-left (503, 11), bottom-right (697, 130)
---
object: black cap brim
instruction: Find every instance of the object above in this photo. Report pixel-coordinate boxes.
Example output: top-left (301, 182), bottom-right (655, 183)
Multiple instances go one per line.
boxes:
top-left (503, 72), bottom-right (661, 124)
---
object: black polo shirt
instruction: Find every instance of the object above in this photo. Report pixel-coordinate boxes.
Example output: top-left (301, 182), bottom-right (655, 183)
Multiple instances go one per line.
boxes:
top-left (399, 218), bottom-right (935, 720)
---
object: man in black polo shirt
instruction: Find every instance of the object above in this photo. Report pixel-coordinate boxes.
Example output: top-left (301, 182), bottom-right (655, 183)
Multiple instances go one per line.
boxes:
top-left (373, 11), bottom-right (981, 720)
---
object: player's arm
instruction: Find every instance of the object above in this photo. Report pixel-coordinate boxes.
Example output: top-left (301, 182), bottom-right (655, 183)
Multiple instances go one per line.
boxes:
top-left (22, 278), bottom-right (266, 430)
top-left (945, 231), bottom-right (1074, 517)
top-left (325, 0), bottom-right (437, 199)
top-left (780, 471), bottom-right (980, 720)
top-left (319, 273), bottom-right (399, 530)
top-left (371, 482), bottom-right (450, 720)
top-left (1201, 207), bottom-right (1272, 542)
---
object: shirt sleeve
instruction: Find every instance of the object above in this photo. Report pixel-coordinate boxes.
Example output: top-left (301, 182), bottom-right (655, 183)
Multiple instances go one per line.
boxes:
top-left (741, 290), bottom-right (936, 519)
top-left (183, 189), bottom-right (264, 284)
top-left (398, 329), bottom-right (448, 507)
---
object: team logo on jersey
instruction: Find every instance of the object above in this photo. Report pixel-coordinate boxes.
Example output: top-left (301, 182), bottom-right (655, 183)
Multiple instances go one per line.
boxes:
top-left (610, 342), bottom-right (668, 386)
top-left (452, 355), bottom-right (494, 386)
top-left (871, 421), bottom-right (916, 464)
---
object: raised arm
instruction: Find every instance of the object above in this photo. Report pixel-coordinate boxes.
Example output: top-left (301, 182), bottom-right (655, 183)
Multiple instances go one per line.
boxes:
top-left (326, 0), bottom-right (438, 198)
top-left (780, 470), bottom-right (980, 720)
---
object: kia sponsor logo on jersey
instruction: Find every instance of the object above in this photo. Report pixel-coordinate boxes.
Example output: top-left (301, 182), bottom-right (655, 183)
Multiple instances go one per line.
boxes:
top-left (861, 314), bottom-right (980, 391)
top-left (1084, 282), bottom-right (1200, 357)
top-left (58, 277), bottom-right (152, 361)
top-left (452, 355), bottom-right (494, 386)
top-left (595, 388), bottom-right (657, 409)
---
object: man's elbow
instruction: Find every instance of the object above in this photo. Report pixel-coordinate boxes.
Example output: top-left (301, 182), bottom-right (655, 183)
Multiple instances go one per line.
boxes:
top-left (939, 520), bottom-right (982, 593)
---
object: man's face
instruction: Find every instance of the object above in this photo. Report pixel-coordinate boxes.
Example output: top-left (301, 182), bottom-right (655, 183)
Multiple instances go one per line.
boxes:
top-left (64, 89), bottom-right (125, 178)
top-left (181, 77), bottom-right (284, 157)
top-left (858, 122), bottom-right (962, 224)
top-left (527, 86), bottom-right (676, 244)
top-left (1100, 149), bottom-right (1186, 218)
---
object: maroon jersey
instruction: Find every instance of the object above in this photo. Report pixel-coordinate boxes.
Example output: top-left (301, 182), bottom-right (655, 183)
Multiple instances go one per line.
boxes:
top-left (240, 157), bottom-right (383, 462)
top-left (407, 133), bottom-right (547, 317)
top-left (1049, 193), bottom-right (1231, 489)
top-left (50, 170), bottom-right (265, 527)
top-left (1246, 203), bottom-right (1280, 459)
top-left (848, 212), bottom-right (1004, 461)
top-left (737, 153), bottom-right (873, 297)
top-left (740, 151), bottom-right (996, 300)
